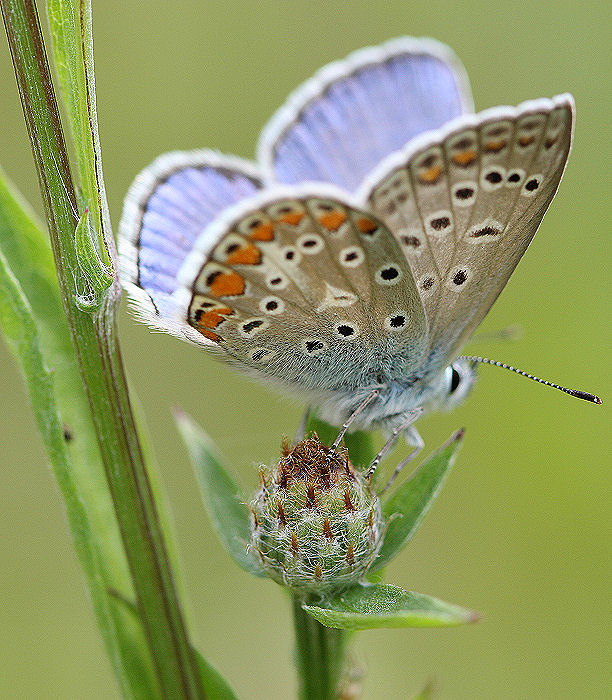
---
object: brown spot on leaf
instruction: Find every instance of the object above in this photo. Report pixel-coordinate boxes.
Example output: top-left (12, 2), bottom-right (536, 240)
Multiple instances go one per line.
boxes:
top-left (322, 518), bottom-right (334, 541)
top-left (344, 489), bottom-right (354, 511)
top-left (346, 543), bottom-right (355, 566)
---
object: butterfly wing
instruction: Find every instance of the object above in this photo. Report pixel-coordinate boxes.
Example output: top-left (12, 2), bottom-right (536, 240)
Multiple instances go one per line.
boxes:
top-left (360, 94), bottom-right (574, 376)
top-left (172, 186), bottom-right (428, 393)
top-left (258, 37), bottom-right (473, 192)
top-left (119, 150), bottom-right (262, 344)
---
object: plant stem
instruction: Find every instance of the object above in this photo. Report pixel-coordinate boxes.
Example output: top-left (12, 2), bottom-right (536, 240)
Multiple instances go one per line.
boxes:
top-left (1, 1), bottom-right (203, 696)
top-left (292, 595), bottom-right (348, 700)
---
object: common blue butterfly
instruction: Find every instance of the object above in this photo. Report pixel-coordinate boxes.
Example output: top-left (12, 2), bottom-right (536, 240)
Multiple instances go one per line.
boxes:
top-left (119, 37), bottom-right (599, 457)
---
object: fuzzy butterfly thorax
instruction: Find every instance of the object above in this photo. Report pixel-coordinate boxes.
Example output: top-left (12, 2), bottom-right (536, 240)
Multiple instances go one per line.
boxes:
top-left (119, 36), bottom-right (576, 442)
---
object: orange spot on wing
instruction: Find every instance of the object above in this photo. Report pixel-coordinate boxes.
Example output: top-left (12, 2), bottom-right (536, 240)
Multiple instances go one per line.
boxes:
top-left (453, 150), bottom-right (477, 166)
top-left (209, 271), bottom-right (245, 297)
top-left (319, 210), bottom-right (347, 231)
top-left (249, 222), bottom-right (275, 241)
top-left (226, 243), bottom-right (261, 265)
top-left (356, 217), bottom-right (378, 234)
top-left (199, 328), bottom-right (222, 343)
top-left (418, 165), bottom-right (442, 183)
top-left (197, 307), bottom-right (233, 329)
top-left (519, 135), bottom-right (536, 147)
top-left (484, 139), bottom-right (506, 152)
top-left (278, 211), bottom-right (304, 225)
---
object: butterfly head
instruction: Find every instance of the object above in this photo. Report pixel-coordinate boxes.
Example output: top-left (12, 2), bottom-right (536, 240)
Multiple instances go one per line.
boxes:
top-left (439, 359), bottom-right (477, 412)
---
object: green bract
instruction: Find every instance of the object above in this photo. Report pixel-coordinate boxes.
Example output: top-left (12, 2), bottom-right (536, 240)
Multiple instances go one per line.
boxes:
top-left (250, 435), bottom-right (384, 595)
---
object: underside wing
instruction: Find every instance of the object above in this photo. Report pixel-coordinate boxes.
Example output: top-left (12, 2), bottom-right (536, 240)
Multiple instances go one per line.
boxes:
top-left (361, 95), bottom-right (574, 376)
top-left (118, 36), bottom-right (578, 432)
top-left (172, 187), bottom-right (428, 392)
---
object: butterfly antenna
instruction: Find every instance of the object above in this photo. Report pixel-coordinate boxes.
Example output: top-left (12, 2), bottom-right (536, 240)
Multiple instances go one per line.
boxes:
top-left (460, 355), bottom-right (602, 404)
top-left (330, 389), bottom-right (379, 451)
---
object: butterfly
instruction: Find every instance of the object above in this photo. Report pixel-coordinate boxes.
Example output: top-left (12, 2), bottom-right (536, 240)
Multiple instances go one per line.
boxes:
top-left (119, 36), bottom-right (594, 456)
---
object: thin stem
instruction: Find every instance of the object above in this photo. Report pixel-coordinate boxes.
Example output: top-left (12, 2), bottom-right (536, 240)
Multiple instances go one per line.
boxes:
top-left (292, 596), bottom-right (348, 700)
top-left (1, 1), bottom-right (203, 697)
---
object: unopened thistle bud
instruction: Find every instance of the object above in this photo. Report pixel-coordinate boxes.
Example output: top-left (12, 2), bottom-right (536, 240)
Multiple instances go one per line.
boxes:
top-left (250, 433), bottom-right (384, 596)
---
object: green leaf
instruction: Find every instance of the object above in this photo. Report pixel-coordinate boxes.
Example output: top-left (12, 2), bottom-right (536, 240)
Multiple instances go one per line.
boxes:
top-left (0, 246), bottom-right (157, 698)
top-left (5, 3), bottom-right (197, 694)
top-left (0, 250), bottom-right (70, 506)
top-left (304, 410), bottom-right (376, 469)
top-left (46, 0), bottom-right (113, 270)
top-left (371, 429), bottom-right (464, 572)
top-left (0, 166), bottom-right (159, 697)
top-left (110, 590), bottom-right (240, 700)
top-left (411, 679), bottom-right (435, 699)
top-left (74, 208), bottom-right (113, 311)
top-left (302, 583), bottom-right (478, 630)
top-left (175, 409), bottom-right (265, 577)
top-left (194, 651), bottom-right (240, 700)
top-left (0, 166), bottom-right (67, 355)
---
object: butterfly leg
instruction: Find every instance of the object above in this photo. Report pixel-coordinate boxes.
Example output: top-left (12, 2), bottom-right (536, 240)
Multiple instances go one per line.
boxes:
top-left (381, 426), bottom-right (425, 494)
top-left (365, 409), bottom-right (422, 480)
top-left (330, 389), bottom-right (380, 450)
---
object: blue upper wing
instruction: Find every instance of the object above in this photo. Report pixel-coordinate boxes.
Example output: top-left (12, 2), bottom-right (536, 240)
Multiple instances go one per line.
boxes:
top-left (258, 37), bottom-right (473, 193)
top-left (119, 150), bottom-right (261, 340)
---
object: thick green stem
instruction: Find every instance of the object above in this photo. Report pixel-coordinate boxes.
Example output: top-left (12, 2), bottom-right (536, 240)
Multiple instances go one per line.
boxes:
top-left (1, 1), bottom-right (203, 697)
top-left (293, 596), bottom-right (349, 700)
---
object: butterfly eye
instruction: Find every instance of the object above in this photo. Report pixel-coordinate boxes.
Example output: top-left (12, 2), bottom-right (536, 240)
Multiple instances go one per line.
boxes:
top-left (443, 361), bottom-right (477, 408)
top-left (449, 366), bottom-right (462, 394)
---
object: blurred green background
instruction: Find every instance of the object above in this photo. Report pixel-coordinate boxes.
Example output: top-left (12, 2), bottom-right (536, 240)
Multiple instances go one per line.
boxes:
top-left (0, 1), bottom-right (610, 698)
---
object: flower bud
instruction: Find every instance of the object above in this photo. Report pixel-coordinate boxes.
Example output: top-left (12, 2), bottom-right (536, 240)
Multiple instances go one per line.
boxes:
top-left (250, 434), bottom-right (383, 596)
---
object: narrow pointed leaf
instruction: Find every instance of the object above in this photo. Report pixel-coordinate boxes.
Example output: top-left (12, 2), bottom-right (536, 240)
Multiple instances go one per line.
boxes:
top-left (47, 0), bottom-right (113, 269)
top-left (0, 248), bottom-right (157, 698)
top-left (371, 429), bottom-right (464, 571)
top-left (110, 591), bottom-right (240, 700)
top-left (411, 680), bottom-right (435, 699)
top-left (302, 583), bottom-right (478, 630)
top-left (194, 651), bottom-right (240, 700)
top-left (175, 409), bottom-right (265, 577)
top-left (4, 3), bottom-right (199, 694)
